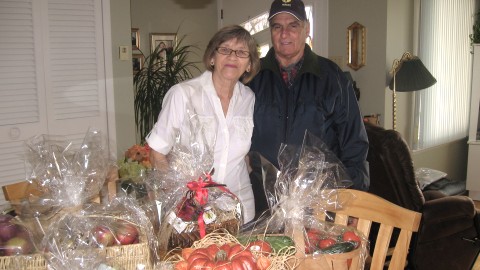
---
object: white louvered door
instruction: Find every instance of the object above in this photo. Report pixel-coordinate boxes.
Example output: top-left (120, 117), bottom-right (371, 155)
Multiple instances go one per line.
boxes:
top-left (0, 0), bottom-right (109, 202)
top-left (43, 0), bottom-right (107, 137)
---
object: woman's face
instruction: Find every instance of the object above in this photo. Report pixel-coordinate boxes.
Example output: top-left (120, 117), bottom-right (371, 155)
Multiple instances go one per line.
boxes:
top-left (211, 38), bottom-right (251, 83)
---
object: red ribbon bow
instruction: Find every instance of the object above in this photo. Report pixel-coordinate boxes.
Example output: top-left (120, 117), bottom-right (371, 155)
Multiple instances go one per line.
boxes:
top-left (186, 174), bottom-right (212, 206)
top-left (186, 173), bottom-right (214, 238)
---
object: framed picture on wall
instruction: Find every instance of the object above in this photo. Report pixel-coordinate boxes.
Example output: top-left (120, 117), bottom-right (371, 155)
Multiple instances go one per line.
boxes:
top-left (150, 33), bottom-right (176, 55)
top-left (131, 28), bottom-right (140, 50)
top-left (132, 53), bottom-right (144, 75)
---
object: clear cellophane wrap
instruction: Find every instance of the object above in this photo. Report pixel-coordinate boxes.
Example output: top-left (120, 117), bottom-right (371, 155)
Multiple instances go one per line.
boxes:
top-left (41, 197), bottom-right (156, 270)
top-left (11, 129), bottom-right (112, 244)
top-left (20, 128), bottom-right (110, 207)
top-left (11, 129), bottom-right (157, 269)
top-left (241, 131), bottom-right (369, 270)
top-left (144, 111), bottom-right (243, 256)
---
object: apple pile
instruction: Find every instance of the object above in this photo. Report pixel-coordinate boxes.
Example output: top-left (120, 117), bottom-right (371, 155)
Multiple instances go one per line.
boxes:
top-left (91, 220), bottom-right (140, 248)
top-left (0, 214), bottom-right (35, 256)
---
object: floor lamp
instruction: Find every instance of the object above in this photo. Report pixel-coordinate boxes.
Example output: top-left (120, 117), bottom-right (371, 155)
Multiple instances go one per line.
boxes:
top-left (389, 52), bottom-right (437, 130)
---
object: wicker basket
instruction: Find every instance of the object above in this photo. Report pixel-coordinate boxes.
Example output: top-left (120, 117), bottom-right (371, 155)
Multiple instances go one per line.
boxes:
top-left (104, 239), bottom-right (152, 270)
top-left (296, 248), bottom-right (361, 270)
top-left (167, 216), bottom-right (239, 250)
top-left (164, 187), bottom-right (242, 250)
top-left (0, 238), bottom-right (152, 270)
top-left (0, 253), bottom-right (46, 270)
top-left (41, 213), bottom-right (153, 270)
top-left (288, 225), bottom-right (362, 270)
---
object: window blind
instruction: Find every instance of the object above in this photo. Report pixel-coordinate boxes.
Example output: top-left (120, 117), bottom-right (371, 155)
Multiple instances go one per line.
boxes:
top-left (413, 0), bottom-right (475, 150)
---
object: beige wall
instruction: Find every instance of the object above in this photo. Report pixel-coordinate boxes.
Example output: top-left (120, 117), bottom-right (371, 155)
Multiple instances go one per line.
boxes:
top-left (110, 0), bottom-right (137, 157)
top-left (329, 0), bottom-right (388, 129)
top-left (413, 138), bottom-right (468, 183)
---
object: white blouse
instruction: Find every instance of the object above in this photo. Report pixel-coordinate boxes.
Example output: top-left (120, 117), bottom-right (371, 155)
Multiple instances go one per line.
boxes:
top-left (146, 71), bottom-right (256, 223)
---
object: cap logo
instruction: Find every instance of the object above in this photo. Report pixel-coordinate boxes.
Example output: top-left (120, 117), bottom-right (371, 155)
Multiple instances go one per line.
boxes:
top-left (282, 0), bottom-right (292, 3)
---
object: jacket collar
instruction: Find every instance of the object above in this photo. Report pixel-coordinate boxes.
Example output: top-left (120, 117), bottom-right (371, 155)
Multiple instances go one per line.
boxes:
top-left (262, 44), bottom-right (324, 79)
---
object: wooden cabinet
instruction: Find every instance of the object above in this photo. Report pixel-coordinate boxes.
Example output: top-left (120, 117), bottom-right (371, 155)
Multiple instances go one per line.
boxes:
top-left (467, 44), bottom-right (480, 199)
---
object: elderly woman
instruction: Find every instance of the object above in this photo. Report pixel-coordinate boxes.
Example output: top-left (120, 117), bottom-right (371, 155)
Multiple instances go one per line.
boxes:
top-left (146, 25), bottom-right (260, 223)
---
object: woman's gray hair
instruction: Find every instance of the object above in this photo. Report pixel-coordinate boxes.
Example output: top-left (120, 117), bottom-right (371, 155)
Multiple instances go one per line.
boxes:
top-left (203, 25), bottom-right (260, 84)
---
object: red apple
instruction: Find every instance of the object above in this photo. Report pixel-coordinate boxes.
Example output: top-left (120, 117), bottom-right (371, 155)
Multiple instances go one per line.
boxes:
top-left (0, 214), bottom-right (13, 224)
top-left (114, 221), bottom-right (139, 245)
top-left (3, 236), bottom-right (33, 256)
top-left (0, 222), bottom-right (18, 242)
top-left (92, 225), bottom-right (115, 247)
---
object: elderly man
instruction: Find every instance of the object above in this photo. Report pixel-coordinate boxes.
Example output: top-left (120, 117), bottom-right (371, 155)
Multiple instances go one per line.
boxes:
top-left (248, 0), bottom-right (369, 193)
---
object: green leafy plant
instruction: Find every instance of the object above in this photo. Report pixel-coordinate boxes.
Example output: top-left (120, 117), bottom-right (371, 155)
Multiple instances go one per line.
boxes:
top-left (133, 34), bottom-right (199, 142)
top-left (471, 11), bottom-right (480, 44)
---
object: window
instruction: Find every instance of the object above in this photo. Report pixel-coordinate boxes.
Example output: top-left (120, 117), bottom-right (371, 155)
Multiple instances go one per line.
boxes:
top-left (413, 0), bottom-right (475, 150)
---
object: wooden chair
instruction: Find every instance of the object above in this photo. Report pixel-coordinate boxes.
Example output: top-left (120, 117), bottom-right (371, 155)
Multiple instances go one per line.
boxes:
top-left (2, 181), bottom-right (43, 202)
top-left (2, 181), bottom-right (102, 204)
top-left (298, 189), bottom-right (422, 270)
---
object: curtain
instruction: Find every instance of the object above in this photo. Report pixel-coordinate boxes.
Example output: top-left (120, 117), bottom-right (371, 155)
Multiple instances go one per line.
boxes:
top-left (413, 0), bottom-right (475, 150)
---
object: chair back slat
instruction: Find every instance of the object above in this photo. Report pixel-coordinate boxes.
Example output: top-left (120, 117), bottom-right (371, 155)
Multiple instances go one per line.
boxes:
top-left (334, 213), bottom-right (349, 226)
top-left (370, 224), bottom-right (393, 268)
top-left (387, 230), bottom-right (414, 269)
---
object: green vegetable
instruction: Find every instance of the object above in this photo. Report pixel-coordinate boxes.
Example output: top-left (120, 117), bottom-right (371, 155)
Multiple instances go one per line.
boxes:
top-left (117, 160), bottom-right (146, 180)
top-left (236, 235), bottom-right (295, 254)
top-left (264, 235), bottom-right (295, 253)
top-left (316, 241), bottom-right (356, 254)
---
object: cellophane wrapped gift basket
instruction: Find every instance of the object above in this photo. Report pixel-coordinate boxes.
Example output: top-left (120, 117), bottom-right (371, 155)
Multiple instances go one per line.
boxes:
top-left (41, 197), bottom-right (156, 270)
top-left (144, 111), bottom-right (243, 260)
top-left (6, 128), bottom-right (157, 270)
top-left (239, 131), bottom-right (370, 270)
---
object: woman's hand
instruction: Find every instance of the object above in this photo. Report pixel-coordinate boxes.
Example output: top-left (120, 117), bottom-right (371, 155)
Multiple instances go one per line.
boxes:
top-left (150, 149), bottom-right (169, 172)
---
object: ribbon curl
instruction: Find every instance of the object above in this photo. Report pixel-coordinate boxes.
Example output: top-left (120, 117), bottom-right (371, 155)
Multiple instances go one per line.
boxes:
top-left (186, 173), bottom-right (213, 238)
top-left (187, 176), bottom-right (211, 206)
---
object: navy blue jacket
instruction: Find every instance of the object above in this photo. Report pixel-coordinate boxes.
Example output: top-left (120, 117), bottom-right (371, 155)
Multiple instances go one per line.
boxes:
top-left (248, 45), bottom-right (369, 190)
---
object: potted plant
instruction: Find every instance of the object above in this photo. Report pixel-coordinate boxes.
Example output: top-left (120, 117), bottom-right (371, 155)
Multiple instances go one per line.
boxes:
top-left (133, 34), bottom-right (199, 142)
top-left (471, 10), bottom-right (480, 45)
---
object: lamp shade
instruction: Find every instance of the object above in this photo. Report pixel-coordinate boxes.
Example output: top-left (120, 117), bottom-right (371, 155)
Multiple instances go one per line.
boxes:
top-left (389, 54), bottom-right (437, 92)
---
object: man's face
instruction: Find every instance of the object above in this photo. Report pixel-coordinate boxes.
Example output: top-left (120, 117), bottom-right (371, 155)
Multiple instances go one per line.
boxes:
top-left (269, 13), bottom-right (309, 66)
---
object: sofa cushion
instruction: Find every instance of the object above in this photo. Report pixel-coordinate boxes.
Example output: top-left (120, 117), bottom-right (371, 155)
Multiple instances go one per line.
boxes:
top-left (423, 177), bottom-right (467, 196)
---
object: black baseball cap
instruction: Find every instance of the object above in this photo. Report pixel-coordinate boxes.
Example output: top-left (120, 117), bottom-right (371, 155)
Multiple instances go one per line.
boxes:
top-left (268, 0), bottom-right (307, 21)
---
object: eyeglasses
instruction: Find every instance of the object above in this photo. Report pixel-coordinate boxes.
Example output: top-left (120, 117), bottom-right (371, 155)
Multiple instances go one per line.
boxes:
top-left (216, 47), bottom-right (250, 58)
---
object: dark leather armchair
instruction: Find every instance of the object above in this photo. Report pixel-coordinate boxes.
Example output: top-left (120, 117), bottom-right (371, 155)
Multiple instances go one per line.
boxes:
top-left (365, 122), bottom-right (480, 270)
